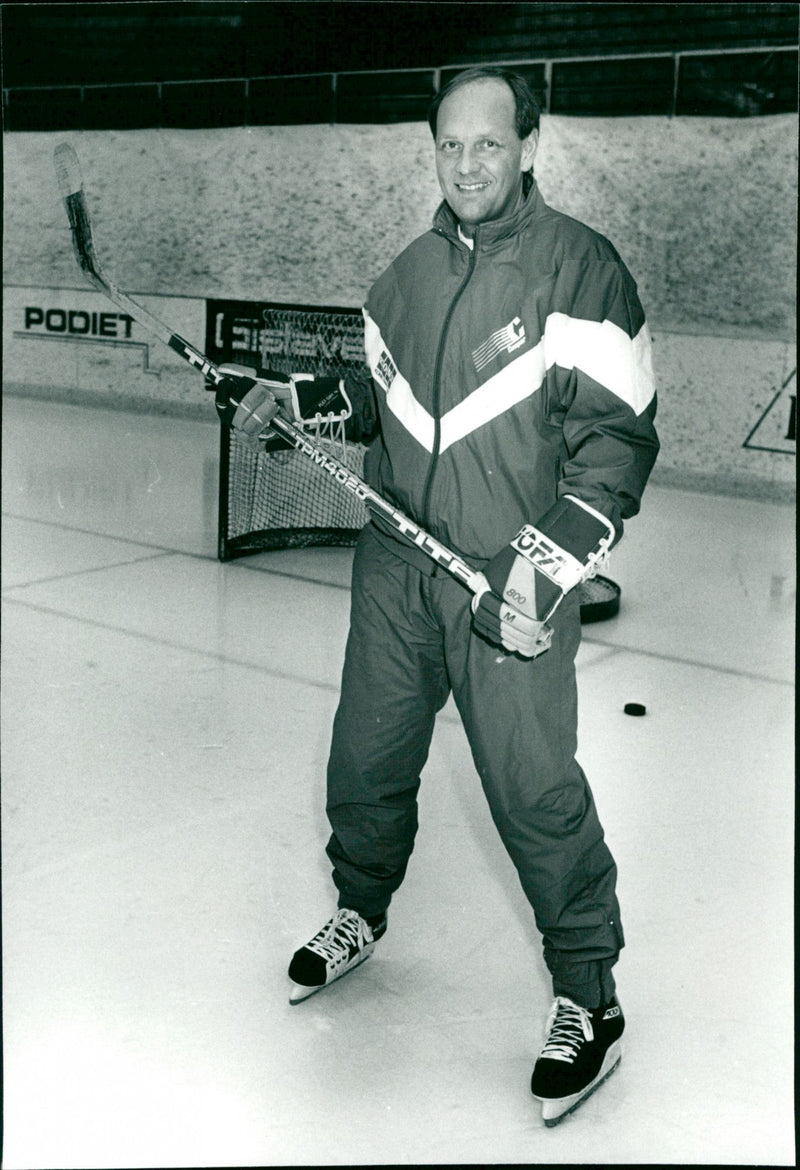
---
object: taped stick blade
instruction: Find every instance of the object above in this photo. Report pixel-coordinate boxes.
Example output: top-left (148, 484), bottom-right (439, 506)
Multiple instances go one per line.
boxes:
top-left (54, 142), bottom-right (83, 198)
top-left (55, 143), bottom-right (101, 283)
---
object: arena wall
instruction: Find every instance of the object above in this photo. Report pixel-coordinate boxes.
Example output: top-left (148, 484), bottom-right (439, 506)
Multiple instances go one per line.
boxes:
top-left (3, 116), bottom-right (796, 498)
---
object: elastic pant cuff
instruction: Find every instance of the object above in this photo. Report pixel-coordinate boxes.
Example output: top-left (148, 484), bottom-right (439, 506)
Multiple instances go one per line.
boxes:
top-left (549, 957), bottom-right (618, 1010)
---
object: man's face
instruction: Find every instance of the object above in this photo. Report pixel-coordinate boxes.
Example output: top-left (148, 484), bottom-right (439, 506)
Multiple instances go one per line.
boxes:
top-left (434, 78), bottom-right (538, 231)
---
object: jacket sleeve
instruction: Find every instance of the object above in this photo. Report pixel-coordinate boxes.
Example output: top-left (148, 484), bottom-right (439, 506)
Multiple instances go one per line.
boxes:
top-left (543, 254), bottom-right (660, 544)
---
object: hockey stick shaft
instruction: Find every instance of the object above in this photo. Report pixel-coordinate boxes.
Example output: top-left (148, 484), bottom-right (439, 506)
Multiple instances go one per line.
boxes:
top-left (53, 143), bottom-right (490, 599)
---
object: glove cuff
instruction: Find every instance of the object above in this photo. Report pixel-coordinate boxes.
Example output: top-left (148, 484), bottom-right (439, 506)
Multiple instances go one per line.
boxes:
top-left (289, 373), bottom-right (352, 425)
top-left (511, 496), bottom-right (615, 594)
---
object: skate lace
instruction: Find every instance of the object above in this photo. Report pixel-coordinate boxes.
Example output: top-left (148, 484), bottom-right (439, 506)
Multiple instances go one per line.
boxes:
top-left (539, 997), bottom-right (594, 1064)
top-left (307, 908), bottom-right (366, 964)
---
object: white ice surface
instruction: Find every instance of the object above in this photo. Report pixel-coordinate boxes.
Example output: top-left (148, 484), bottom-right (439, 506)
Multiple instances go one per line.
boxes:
top-left (1, 396), bottom-right (795, 1167)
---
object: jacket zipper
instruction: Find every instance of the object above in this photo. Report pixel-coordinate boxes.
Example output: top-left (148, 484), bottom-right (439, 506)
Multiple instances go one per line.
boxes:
top-left (421, 232), bottom-right (478, 531)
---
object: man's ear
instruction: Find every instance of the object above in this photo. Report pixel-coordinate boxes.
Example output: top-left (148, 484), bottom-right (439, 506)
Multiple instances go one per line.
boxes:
top-left (521, 129), bottom-right (539, 173)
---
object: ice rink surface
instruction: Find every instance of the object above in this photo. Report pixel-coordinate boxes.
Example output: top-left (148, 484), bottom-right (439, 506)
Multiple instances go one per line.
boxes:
top-left (1, 395), bottom-right (795, 1168)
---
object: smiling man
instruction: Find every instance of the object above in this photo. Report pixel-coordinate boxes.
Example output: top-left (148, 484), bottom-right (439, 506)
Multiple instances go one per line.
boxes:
top-left (220, 66), bottom-right (660, 1128)
top-left (433, 69), bottom-right (538, 231)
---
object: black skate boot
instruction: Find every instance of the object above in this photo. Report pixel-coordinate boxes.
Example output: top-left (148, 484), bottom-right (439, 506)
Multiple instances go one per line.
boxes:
top-left (531, 995), bottom-right (624, 1126)
top-left (288, 907), bottom-right (387, 1004)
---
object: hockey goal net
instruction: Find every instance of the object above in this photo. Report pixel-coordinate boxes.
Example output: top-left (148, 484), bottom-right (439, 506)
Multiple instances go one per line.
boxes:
top-left (215, 302), bottom-right (370, 560)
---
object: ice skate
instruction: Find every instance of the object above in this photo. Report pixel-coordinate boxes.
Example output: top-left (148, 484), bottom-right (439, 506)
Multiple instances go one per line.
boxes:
top-left (288, 907), bottom-right (387, 1004)
top-left (531, 995), bottom-right (624, 1126)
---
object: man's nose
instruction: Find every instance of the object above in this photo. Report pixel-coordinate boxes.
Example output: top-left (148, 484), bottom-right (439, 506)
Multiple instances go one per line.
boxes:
top-left (456, 146), bottom-right (478, 173)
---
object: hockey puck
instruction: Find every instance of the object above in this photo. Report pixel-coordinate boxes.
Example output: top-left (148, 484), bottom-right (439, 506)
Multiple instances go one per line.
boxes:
top-left (624, 703), bottom-right (647, 716)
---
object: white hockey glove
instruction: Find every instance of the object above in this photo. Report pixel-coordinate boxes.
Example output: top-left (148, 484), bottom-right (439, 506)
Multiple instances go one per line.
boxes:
top-left (472, 496), bottom-right (615, 659)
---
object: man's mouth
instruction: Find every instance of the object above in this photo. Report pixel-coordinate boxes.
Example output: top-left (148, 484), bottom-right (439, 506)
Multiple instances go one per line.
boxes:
top-left (455, 181), bottom-right (490, 192)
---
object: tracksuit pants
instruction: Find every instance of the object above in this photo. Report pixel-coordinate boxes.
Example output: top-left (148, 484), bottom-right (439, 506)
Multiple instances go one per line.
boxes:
top-left (325, 522), bottom-right (623, 1009)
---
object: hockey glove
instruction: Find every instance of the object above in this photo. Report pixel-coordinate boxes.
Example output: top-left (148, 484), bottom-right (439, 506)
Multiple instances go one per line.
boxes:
top-left (215, 364), bottom-right (353, 452)
top-left (472, 496), bottom-right (615, 658)
top-left (214, 364), bottom-right (291, 448)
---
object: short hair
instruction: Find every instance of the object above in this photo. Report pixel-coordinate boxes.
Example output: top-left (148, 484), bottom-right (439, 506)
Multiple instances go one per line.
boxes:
top-left (427, 67), bottom-right (542, 141)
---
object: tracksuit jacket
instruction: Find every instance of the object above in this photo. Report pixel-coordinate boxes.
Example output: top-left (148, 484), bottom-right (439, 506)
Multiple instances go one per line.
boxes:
top-left (361, 179), bottom-right (659, 561)
top-left (325, 181), bottom-right (659, 1007)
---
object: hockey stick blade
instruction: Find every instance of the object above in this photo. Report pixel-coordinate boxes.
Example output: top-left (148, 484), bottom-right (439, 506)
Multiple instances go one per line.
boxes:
top-left (53, 145), bottom-right (494, 603)
top-left (55, 143), bottom-right (193, 353)
top-left (54, 143), bottom-right (101, 282)
top-left (54, 141), bottom-right (83, 199)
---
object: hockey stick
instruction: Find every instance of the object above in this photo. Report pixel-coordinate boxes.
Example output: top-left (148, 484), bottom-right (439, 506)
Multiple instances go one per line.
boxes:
top-left (53, 142), bottom-right (496, 602)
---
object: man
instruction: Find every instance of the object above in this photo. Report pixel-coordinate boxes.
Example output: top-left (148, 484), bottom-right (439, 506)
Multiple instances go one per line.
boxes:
top-left (216, 67), bottom-right (659, 1126)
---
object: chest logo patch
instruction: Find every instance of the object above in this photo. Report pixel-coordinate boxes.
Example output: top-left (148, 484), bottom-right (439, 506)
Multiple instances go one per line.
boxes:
top-left (472, 317), bottom-right (526, 373)
top-left (374, 348), bottom-right (398, 392)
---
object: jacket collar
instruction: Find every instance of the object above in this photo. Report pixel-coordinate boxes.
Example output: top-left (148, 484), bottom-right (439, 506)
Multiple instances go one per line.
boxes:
top-left (433, 180), bottom-right (546, 251)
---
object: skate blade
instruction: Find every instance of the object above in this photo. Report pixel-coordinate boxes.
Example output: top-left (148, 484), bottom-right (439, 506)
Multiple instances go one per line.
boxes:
top-left (538, 1042), bottom-right (622, 1127)
top-left (288, 950), bottom-right (372, 1005)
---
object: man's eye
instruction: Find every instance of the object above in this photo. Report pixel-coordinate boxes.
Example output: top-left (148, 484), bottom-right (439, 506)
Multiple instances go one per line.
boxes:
top-left (481, 139), bottom-right (498, 149)
top-left (440, 141), bottom-right (460, 152)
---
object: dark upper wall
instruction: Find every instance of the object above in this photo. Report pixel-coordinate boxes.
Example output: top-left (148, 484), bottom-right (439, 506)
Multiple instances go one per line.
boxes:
top-left (2, 1), bottom-right (798, 129)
